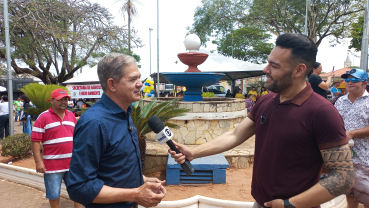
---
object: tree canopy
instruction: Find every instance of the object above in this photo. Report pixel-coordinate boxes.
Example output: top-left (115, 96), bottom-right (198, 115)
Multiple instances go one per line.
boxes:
top-left (213, 26), bottom-right (273, 64)
top-left (189, 0), bottom-right (364, 47)
top-left (349, 15), bottom-right (364, 52)
top-left (0, 0), bottom-right (142, 84)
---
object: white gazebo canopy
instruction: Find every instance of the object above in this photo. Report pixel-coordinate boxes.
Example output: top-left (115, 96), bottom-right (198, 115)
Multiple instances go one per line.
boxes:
top-left (63, 65), bottom-right (99, 85)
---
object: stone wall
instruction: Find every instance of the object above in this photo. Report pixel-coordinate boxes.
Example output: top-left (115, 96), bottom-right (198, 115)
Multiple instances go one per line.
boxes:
top-left (144, 98), bottom-right (247, 145)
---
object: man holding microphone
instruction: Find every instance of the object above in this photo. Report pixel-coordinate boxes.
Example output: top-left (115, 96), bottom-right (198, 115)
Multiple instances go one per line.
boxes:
top-left (170, 33), bottom-right (353, 208)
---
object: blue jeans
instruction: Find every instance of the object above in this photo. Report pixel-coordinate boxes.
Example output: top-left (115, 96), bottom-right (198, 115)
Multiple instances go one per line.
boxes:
top-left (22, 115), bottom-right (32, 135)
top-left (14, 110), bottom-right (21, 122)
top-left (44, 171), bottom-right (70, 200)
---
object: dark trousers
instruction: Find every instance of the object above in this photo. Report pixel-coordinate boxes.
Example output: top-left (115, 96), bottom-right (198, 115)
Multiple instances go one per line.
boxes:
top-left (0, 114), bottom-right (9, 139)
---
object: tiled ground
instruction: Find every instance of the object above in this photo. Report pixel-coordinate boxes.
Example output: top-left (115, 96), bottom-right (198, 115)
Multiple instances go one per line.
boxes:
top-left (0, 180), bottom-right (75, 208)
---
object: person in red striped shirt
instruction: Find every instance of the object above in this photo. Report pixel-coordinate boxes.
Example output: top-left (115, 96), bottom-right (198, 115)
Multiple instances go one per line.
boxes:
top-left (31, 88), bottom-right (81, 208)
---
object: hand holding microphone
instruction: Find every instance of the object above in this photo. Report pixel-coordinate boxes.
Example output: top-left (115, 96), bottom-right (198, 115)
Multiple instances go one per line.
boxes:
top-left (148, 116), bottom-right (194, 176)
top-left (168, 140), bottom-right (194, 164)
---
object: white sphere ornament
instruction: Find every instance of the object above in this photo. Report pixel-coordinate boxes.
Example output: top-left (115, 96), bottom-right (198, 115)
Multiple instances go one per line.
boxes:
top-left (184, 34), bottom-right (201, 52)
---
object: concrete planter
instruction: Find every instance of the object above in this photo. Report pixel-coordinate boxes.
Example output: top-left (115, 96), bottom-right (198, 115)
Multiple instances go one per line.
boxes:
top-left (0, 163), bottom-right (347, 208)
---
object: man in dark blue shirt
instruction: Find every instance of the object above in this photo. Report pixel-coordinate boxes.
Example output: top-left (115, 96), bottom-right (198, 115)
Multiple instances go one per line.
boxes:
top-left (67, 53), bottom-right (166, 208)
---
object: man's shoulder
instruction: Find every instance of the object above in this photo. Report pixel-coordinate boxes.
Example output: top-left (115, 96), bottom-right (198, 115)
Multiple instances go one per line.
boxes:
top-left (36, 109), bottom-right (52, 120)
top-left (77, 103), bottom-right (107, 123)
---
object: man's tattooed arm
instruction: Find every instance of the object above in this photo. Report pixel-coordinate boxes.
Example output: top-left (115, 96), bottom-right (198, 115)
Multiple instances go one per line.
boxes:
top-left (320, 144), bottom-right (354, 196)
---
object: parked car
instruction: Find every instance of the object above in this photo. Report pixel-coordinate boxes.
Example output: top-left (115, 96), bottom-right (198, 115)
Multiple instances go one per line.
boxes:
top-left (203, 83), bottom-right (226, 97)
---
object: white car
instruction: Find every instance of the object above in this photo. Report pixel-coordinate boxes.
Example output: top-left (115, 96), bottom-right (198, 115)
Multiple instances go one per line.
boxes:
top-left (203, 83), bottom-right (226, 97)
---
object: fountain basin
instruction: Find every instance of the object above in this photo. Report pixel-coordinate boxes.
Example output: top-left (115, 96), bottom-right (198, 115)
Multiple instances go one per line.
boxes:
top-left (178, 52), bottom-right (209, 72)
top-left (162, 72), bottom-right (225, 102)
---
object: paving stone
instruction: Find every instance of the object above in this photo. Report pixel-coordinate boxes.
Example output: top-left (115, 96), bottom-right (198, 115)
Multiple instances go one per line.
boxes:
top-left (0, 180), bottom-right (76, 208)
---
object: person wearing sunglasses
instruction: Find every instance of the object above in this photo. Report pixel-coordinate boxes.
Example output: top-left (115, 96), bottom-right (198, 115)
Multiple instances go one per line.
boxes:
top-left (334, 68), bottom-right (369, 208)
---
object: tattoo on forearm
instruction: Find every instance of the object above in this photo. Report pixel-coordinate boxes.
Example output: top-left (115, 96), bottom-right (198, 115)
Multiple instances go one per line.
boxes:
top-left (319, 144), bottom-right (354, 196)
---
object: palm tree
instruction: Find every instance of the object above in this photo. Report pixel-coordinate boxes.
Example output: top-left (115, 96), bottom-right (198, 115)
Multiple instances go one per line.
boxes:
top-left (117, 0), bottom-right (141, 55)
top-left (20, 83), bottom-right (69, 115)
top-left (132, 99), bottom-right (190, 170)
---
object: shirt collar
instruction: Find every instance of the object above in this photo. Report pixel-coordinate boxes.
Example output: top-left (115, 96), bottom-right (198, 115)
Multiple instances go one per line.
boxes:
top-left (48, 107), bottom-right (68, 115)
top-left (271, 82), bottom-right (313, 106)
top-left (100, 93), bottom-right (132, 115)
top-left (343, 90), bottom-right (369, 101)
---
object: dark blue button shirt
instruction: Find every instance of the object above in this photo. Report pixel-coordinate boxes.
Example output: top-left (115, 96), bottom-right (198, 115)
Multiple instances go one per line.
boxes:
top-left (67, 93), bottom-right (144, 208)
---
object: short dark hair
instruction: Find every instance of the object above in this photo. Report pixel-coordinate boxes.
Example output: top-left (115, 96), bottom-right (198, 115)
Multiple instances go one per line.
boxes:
top-left (2, 95), bottom-right (8, 101)
top-left (275, 33), bottom-right (317, 76)
top-left (313, 62), bottom-right (321, 69)
top-left (19, 94), bottom-right (30, 103)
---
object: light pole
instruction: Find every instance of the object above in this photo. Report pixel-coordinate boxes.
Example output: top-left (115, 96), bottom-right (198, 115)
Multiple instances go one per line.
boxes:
top-left (3, 0), bottom-right (14, 136)
top-left (156, 0), bottom-right (160, 97)
top-left (305, 0), bottom-right (309, 36)
top-left (360, 0), bottom-right (369, 72)
top-left (149, 28), bottom-right (153, 75)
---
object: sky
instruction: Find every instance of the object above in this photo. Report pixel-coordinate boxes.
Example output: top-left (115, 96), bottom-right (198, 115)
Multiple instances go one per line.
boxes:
top-left (88, 0), bottom-right (362, 80)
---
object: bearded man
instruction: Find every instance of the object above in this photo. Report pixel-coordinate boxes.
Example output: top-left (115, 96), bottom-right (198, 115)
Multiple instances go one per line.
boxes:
top-left (169, 33), bottom-right (353, 208)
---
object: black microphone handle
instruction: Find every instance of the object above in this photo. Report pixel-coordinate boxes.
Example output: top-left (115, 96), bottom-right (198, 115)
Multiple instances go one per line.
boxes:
top-left (166, 140), bottom-right (194, 176)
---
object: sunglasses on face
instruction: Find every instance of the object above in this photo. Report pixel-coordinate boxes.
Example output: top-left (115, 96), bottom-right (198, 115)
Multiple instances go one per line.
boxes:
top-left (345, 78), bottom-right (361, 83)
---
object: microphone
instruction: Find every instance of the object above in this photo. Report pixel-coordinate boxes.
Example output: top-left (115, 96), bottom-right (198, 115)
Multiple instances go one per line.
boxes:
top-left (148, 116), bottom-right (194, 176)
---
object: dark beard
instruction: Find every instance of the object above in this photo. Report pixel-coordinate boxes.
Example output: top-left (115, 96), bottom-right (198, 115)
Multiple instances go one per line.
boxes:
top-left (265, 71), bottom-right (293, 93)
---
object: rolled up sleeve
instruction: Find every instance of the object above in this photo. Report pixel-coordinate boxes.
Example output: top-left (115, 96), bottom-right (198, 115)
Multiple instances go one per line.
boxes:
top-left (67, 118), bottom-right (107, 205)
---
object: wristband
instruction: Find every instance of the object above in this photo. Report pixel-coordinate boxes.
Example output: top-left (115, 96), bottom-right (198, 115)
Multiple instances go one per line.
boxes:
top-left (283, 199), bottom-right (296, 208)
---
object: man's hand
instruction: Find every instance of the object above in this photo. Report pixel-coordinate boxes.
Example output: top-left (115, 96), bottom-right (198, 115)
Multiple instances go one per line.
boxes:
top-left (135, 182), bottom-right (166, 207)
top-left (264, 199), bottom-right (284, 208)
top-left (346, 131), bottom-right (354, 141)
top-left (168, 140), bottom-right (194, 164)
top-left (35, 161), bottom-right (46, 173)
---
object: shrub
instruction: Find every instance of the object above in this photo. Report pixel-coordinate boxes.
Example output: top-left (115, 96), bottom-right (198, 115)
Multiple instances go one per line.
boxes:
top-left (202, 92), bottom-right (217, 97)
top-left (0, 133), bottom-right (32, 159)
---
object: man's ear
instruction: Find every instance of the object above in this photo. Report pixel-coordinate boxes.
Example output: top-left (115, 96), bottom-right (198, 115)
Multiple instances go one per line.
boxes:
top-left (294, 64), bottom-right (307, 79)
top-left (107, 78), bottom-right (117, 92)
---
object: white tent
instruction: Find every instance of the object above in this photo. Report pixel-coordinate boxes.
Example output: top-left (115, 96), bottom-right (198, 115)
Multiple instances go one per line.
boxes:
top-left (63, 65), bottom-right (99, 85)
top-left (62, 50), bottom-right (265, 85)
top-left (160, 49), bottom-right (266, 73)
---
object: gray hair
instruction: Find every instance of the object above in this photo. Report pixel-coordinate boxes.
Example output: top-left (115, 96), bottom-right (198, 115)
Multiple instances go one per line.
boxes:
top-left (97, 53), bottom-right (137, 91)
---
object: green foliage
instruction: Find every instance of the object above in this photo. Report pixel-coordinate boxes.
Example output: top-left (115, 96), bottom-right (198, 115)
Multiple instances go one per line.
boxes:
top-left (20, 83), bottom-right (68, 115)
top-left (214, 26), bottom-right (273, 64)
top-left (131, 98), bottom-right (190, 170)
top-left (349, 15), bottom-right (364, 52)
top-left (0, 0), bottom-right (142, 84)
top-left (189, 0), bottom-right (364, 47)
top-left (248, 81), bottom-right (266, 92)
top-left (131, 99), bottom-right (191, 138)
top-left (0, 133), bottom-right (32, 159)
top-left (202, 92), bottom-right (217, 97)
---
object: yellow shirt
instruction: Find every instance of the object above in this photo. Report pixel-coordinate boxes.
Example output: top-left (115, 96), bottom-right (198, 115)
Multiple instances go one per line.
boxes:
top-left (235, 93), bottom-right (245, 99)
top-left (261, 91), bottom-right (268, 96)
top-left (248, 90), bottom-right (258, 101)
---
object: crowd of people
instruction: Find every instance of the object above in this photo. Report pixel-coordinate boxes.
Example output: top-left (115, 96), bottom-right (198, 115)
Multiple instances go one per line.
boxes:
top-left (229, 86), bottom-right (271, 112)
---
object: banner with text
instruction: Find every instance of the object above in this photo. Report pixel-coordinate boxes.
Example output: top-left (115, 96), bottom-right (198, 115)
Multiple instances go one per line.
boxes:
top-left (70, 84), bottom-right (103, 99)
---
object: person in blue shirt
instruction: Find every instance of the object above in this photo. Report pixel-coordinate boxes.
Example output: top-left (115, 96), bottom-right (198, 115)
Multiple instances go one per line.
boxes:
top-left (330, 80), bottom-right (343, 99)
top-left (67, 53), bottom-right (166, 208)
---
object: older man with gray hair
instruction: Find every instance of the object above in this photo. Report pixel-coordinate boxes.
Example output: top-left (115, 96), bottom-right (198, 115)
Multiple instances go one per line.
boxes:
top-left (67, 53), bottom-right (166, 208)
